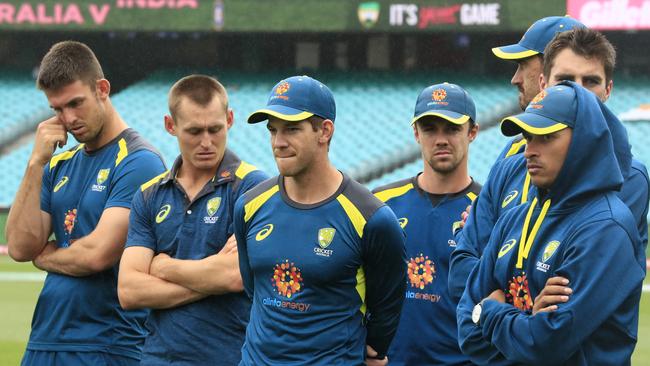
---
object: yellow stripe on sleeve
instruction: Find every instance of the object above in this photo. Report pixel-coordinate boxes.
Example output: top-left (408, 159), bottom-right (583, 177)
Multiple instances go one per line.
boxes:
top-left (336, 195), bottom-right (367, 238)
top-left (466, 192), bottom-right (478, 202)
top-left (505, 139), bottom-right (527, 158)
top-left (356, 267), bottom-right (367, 315)
top-left (140, 170), bottom-right (169, 192)
top-left (114, 138), bottom-right (128, 166)
top-left (49, 144), bottom-right (85, 170)
top-left (244, 185), bottom-right (280, 222)
top-left (235, 161), bottom-right (258, 179)
top-left (374, 183), bottom-right (414, 203)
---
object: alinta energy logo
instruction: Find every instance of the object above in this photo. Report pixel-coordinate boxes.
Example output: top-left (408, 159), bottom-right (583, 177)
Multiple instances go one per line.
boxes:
top-left (405, 253), bottom-right (441, 303)
top-left (263, 260), bottom-right (311, 312)
top-left (275, 81), bottom-right (290, 95)
top-left (530, 90), bottom-right (547, 110)
top-left (432, 88), bottom-right (447, 101)
top-left (506, 272), bottom-right (533, 311)
top-left (63, 208), bottom-right (77, 235)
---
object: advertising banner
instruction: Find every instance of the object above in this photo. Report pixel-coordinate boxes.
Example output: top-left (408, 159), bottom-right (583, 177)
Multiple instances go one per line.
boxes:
top-left (567, 0), bottom-right (650, 30)
top-left (0, 0), bottom-right (215, 31)
top-left (0, 0), bottom-right (568, 32)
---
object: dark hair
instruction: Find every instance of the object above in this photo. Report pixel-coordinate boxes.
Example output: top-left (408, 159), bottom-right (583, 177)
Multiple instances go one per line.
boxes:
top-left (37, 41), bottom-right (104, 91)
top-left (543, 28), bottom-right (616, 84)
top-left (168, 74), bottom-right (228, 120)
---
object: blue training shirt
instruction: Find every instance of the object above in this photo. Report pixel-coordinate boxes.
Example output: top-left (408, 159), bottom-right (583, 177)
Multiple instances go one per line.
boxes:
top-left (32, 128), bottom-right (166, 359)
top-left (234, 174), bottom-right (407, 366)
top-left (126, 149), bottom-right (268, 365)
top-left (374, 176), bottom-right (481, 366)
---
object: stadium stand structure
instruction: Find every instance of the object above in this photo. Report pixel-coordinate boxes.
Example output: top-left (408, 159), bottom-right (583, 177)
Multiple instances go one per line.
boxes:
top-left (3, 72), bottom-right (649, 208)
top-left (0, 70), bottom-right (51, 147)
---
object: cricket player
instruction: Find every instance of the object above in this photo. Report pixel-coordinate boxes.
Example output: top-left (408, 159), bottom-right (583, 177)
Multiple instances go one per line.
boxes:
top-left (6, 41), bottom-right (166, 365)
top-left (373, 82), bottom-right (480, 365)
top-left (235, 75), bottom-right (407, 365)
top-left (457, 81), bottom-right (644, 365)
top-left (118, 74), bottom-right (268, 365)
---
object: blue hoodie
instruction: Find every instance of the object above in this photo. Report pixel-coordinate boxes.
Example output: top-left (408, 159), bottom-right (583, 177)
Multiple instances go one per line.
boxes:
top-left (457, 82), bottom-right (645, 365)
top-left (448, 98), bottom-right (649, 304)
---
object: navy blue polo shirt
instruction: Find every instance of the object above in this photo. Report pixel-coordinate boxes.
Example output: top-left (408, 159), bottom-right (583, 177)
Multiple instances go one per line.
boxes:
top-left (126, 149), bottom-right (268, 365)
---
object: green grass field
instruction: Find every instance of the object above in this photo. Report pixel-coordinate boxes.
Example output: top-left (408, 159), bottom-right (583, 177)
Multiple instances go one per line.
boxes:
top-left (0, 256), bottom-right (648, 365)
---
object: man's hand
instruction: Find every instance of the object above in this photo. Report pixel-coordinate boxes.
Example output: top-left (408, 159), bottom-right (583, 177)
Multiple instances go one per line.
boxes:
top-left (533, 276), bottom-right (572, 315)
top-left (32, 240), bottom-right (58, 271)
top-left (31, 117), bottom-right (68, 166)
top-left (487, 288), bottom-right (506, 303)
top-left (365, 345), bottom-right (387, 366)
top-left (457, 204), bottom-right (472, 230)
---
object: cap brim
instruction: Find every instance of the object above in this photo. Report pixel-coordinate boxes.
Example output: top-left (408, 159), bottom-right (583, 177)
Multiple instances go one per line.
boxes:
top-left (411, 110), bottom-right (470, 125)
top-left (492, 44), bottom-right (540, 60)
top-left (247, 105), bottom-right (314, 124)
top-left (501, 113), bottom-right (568, 136)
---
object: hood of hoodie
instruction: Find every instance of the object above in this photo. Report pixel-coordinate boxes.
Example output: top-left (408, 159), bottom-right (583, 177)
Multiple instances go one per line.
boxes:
top-left (537, 81), bottom-right (632, 209)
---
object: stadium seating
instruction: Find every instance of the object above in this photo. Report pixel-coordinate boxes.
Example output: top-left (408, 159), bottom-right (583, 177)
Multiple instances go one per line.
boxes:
top-left (4, 71), bottom-right (650, 208)
top-left (0, 70), bottom-right (51, 145)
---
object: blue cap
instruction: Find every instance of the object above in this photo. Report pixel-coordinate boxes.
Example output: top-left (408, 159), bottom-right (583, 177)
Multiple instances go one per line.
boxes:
top-left (492, 16), bottom-right (585, 60)
top-left (248, 75), bottom-right (336, 123)
top-left (411, 83), bottom-right (476, 125)
top-left (501, 84), bottom-right (577, 136)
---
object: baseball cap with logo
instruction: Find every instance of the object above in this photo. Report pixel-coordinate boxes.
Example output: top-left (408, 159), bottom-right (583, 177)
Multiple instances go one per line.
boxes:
top-left (501, 83), bottom-right (577, 136)
top-left (248, 75), bottom-right (336, 123)
top-left (492, 16), bottom-right (585, 60)
top-left (411, 83), bottom-right (476, 125)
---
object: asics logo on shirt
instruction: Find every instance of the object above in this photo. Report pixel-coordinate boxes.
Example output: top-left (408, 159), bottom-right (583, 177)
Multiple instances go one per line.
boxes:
top-left (398, 217), bottom-right (408, 229)
top-left (256, 224), bottom-right (274, 241)
top-left (498, 239), bottom-right (517, 258)
top-left (502, 190), bottom-right (519, 208)
top-left (156, 204), bottom-right (172, 224)
top-left (53, 176), bottom-right (69, 192)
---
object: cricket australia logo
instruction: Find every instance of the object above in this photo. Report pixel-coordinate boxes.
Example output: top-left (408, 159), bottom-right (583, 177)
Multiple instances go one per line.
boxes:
top-left (92, 168), bottom-right (110, 192)
top-left (203, 197), bottom-right (221, 224)
top-left (314, 228), bottom-right (335, 257)
top-left (536, 240), bottom-right (560, 272)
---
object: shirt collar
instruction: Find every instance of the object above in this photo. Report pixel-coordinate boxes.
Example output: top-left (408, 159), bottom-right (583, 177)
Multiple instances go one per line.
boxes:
top-left (159, 149), bottom-right (241, 187)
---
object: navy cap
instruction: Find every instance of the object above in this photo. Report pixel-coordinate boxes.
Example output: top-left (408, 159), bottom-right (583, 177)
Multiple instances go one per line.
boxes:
top-left (412, 83), bottom-right (476, 125)
top-left (501, 84), bottom-right (577, 136)
top-left (248, 75), bottom-right (336, 123)
top-left (492, 16), bottom-right (585, 60)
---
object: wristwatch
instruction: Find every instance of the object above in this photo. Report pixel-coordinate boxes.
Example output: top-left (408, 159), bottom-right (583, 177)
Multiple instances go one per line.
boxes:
top-left (472, 300), bottom-right (484, 326)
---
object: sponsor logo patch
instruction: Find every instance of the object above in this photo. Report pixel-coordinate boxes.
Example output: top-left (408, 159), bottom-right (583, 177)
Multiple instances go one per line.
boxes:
top-left (204, 197), bottom-right (221, 224)
top-left (536, 240), bottom-right (560, 272)
top-left (358, 2), bottom-right (380, 28)
top-left (502, 190), bottom-right (519, 208)
top-left (498, 238), bottom-right (517, 258)
top-left (53, 176), bottom-right (69, 192)
top-left (408, 253), bottom-right (435, 290)
top-left (156, 204), bottom-right (171, 224)
top-left (63, 208), bottom-right (77, 235)
top-left (506, 272), bottom-right (533, 312)
top-left (92, 168), bottom-right (110, 192)
top-left (256, 224), bottom-right (274, 241)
